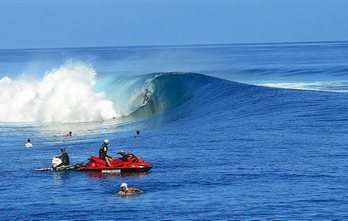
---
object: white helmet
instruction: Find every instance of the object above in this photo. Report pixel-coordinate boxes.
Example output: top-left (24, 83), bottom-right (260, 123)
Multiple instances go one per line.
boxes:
top-left (104, 139), bottom-right (109, 144)
top-left (120, 183), bottom-right (128, 189)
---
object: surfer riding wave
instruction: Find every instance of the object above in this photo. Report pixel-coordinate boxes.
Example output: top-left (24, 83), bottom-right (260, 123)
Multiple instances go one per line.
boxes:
top-left (143, 88), bottom-right (152, 104)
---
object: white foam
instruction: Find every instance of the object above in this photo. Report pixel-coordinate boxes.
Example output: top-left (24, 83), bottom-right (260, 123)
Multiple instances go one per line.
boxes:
top-left (0, 63), bottom-right (118, 123)
top-left (260, 81), bottom-right (348, 93)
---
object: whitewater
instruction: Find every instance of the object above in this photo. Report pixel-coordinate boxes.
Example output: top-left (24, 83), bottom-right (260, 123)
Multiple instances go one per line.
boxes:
top-left (0, 63), bottom-right (117, 122)
top-left (0, 42), bottom-right (347, 220)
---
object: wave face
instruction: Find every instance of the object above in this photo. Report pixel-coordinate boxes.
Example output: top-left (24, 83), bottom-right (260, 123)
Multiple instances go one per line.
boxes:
top-left (117, 72), bottom-right (216, 120)
top-left (93, 72), bottom-right (196, 118)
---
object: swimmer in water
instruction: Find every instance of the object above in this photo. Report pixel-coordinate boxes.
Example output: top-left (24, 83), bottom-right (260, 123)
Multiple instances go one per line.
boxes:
top-left (25, 139), bottom-right (33, 148)
top-left (117, 183), bottom-right (144, 196)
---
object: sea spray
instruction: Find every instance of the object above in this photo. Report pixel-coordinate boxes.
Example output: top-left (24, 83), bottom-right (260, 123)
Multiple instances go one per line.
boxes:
top-left (0, 63), bottom-right (118, 123)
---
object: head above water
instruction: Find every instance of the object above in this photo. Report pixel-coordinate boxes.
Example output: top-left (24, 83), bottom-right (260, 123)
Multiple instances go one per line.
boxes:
top-left (120, 183), bottom-right (128, 190)
top-left (27, 139), bottom-right (31, 143)
top-left (136, 130), bottom-right (140, 135)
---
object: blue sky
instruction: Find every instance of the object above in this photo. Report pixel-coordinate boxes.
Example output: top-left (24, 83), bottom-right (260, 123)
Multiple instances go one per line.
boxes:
top-left (0, 0), bottom-right (348, 49)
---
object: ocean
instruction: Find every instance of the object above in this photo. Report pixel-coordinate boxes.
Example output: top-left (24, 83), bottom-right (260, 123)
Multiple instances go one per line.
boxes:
top-left (0, 42), bottom-right (347, 219)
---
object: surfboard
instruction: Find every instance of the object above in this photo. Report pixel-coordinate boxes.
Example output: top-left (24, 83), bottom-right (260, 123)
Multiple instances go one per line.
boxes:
top-left (34, 167), bottom-right (52, 171)
top-left (35, 165), bottom-right (75, 172)
top-left (133, 103), bottom-right (147, 113)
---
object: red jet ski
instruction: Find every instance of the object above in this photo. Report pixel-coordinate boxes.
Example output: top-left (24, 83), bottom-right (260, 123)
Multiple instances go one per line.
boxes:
top-left (76, 151), bottom-right (152, 174)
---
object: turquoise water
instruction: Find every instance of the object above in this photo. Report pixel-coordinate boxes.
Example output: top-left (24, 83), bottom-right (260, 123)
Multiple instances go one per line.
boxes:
top-left (0, 42), bottom-right (348, 219)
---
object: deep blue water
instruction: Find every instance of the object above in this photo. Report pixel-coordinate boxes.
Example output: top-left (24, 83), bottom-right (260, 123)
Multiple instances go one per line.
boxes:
top-left (0, 42), bottom-right (348, 219)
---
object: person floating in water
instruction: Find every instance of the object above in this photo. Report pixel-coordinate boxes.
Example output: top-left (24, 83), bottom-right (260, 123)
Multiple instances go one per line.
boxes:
top-left (135, 130), bottom-right (140, 137)
top-left (99, 139), bottom-right (112, 167)
top-left (66, 131), bottom-right (72, 137)
top-left (143, 88), bottom-right (152, 104)
top-left (57, 147), bottom-right (70, 167)
top-left (25, 139), bottom-right (33, 148)
top-left (117, 183), bottom-right (143, 196)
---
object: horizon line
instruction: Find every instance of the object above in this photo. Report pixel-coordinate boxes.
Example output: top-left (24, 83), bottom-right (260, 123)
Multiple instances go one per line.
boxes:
top-left (1, 40), bottom-right (348, 51)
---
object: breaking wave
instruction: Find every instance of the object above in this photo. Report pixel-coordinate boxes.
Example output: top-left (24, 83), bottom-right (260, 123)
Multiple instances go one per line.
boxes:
top-left (0, 63), bottom-right (117, 123)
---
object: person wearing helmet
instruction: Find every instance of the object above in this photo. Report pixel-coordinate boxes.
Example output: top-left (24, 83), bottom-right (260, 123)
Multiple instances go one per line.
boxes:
top-left (117, 183), bottom-right (143, 196)
top-left (99, 139), bottom-right (112, 167)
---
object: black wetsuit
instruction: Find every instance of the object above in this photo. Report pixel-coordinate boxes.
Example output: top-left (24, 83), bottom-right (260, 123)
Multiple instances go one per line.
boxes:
top-left (99, 144), bottom-right (109, 159)
top-left (58, 152), bottom-right (70, 166)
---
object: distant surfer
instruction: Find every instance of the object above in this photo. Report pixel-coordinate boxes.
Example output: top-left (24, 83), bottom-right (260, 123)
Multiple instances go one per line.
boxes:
top-left (117, 183), bottom-right (143, 196)
top-left (99, 139), bottom-right (112, 167)
top-left (25, 139), bottom-right (33, 148)
top-left (143, 88), bottom-right (152, 104)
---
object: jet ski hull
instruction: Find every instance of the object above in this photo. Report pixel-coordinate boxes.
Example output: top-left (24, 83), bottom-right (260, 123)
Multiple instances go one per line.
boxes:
top-left (75, 156), bottom-right (152, 173)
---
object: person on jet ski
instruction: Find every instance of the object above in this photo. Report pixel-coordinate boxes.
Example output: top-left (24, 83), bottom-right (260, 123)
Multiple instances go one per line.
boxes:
top-left (57, 147), bottom-right (70, 167)
top-left (117, 150), bottom-right (137, 161)
top-left (117, 183), bottom-right (143, 196)
top-left (117, 150), bottom-right (127, 158)
top-left (99, 139), bottom-right (112, 167)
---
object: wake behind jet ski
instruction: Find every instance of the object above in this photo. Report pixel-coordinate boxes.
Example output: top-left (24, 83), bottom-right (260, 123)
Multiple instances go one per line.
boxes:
top-left (76, 151), bottom-right (152, 174)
